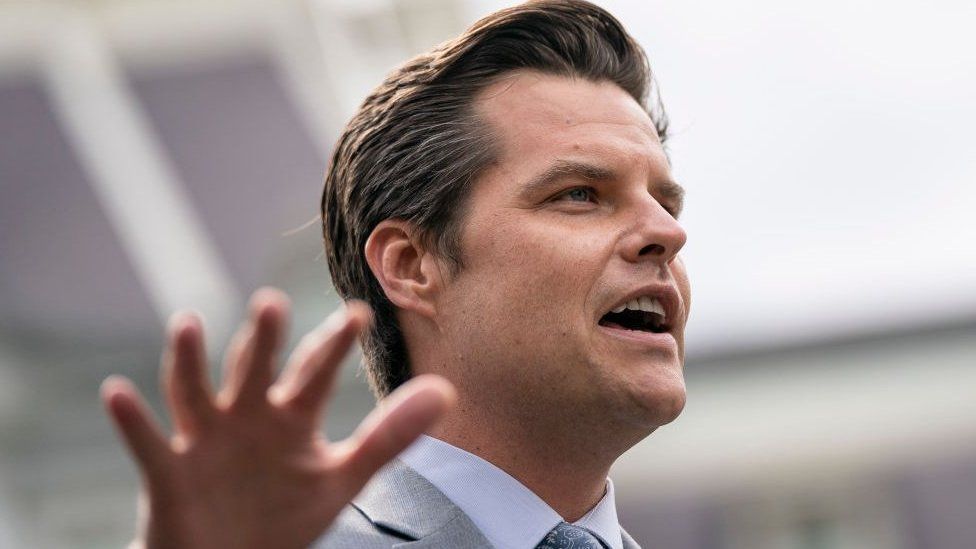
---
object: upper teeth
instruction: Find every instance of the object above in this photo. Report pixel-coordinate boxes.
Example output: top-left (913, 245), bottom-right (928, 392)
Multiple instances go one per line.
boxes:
top-left (612, 296), bottom-right (665, 317)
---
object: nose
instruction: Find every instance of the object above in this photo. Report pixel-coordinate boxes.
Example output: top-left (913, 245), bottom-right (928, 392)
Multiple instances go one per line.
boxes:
top-left (619, 197), bottom-right (687, 265)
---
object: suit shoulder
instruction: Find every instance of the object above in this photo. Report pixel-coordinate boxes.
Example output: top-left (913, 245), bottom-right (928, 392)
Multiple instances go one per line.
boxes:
top-left (312, 504), bottom-right (407, 549)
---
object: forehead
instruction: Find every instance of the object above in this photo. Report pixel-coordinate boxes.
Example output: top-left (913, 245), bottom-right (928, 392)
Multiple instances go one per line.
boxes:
top-left (474, 71), bottom-right (667, 174)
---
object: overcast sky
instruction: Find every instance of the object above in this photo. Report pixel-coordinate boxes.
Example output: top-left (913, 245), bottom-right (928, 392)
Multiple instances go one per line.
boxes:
top-left (3, 0), bottom-right (970, 355)
top-left (468, 0), bottom-right (976, 353)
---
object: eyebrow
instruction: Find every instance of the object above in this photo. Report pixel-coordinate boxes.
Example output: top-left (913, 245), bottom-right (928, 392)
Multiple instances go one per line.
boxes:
top-left (520, 159), bottom-right (686, 214)
top-left (521, 160), bottom-right (616, 197)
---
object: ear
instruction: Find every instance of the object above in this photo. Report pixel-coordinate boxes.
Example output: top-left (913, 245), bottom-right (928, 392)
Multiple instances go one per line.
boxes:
top-left (364, 220), bottom-right (441, 318)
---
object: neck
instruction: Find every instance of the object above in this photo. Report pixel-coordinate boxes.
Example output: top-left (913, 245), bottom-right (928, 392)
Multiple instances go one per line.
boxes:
top-left (429, 400), bottom-right (643, 521)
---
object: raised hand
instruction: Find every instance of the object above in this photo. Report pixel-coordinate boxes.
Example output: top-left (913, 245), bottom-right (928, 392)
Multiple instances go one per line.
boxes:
top-left (101, 288), bottom-right (455, 549)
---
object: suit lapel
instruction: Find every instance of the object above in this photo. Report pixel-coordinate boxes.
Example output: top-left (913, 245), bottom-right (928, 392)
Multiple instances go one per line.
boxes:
top-left (354, 459), bottom-right (640, 549)
top-left (351, 459), bottom-right (493, 548)
top-left (393, 512), bottom-right (493, 549)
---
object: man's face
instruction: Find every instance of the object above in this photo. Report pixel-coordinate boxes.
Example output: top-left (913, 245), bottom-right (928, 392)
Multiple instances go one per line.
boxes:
top-left (434, 72), bottom-right (690, 434)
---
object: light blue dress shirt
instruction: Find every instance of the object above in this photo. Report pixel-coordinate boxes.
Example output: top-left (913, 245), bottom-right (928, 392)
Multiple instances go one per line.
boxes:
top-left (400, 435), bottom-right (624, 549)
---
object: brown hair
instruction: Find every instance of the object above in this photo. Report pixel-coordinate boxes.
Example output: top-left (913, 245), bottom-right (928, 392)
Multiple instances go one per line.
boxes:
top-left (321, 0), bottom-right (668, 397)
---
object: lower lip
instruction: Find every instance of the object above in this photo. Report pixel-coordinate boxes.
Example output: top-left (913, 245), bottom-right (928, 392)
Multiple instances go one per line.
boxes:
top-left (597, 324), bottom-right (678, 349)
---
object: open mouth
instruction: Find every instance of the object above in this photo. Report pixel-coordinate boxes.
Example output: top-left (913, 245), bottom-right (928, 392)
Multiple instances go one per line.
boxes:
top-left (598, 297), bottom-right (670, 334)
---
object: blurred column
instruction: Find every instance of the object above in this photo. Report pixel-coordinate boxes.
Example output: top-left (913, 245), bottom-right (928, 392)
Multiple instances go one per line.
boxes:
top-left (39, 7), bottom-right (240, 337)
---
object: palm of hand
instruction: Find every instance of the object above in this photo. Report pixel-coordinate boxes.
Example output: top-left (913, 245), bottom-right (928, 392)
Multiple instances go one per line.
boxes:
top-left (102, 289), bottom-right (454, 549)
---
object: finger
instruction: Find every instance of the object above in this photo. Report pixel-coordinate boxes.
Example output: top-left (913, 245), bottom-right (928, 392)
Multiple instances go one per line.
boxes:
top-left (333, 375), bottom-right (456, 493)
top-left (274, 306), bottom-right (352, 390)
top-left (225, 288), bottom-right (290, 410)
top-left (161, 311), bottom-right (215, 437)
top-left (101, 376), bottom-right (172, 481)
top-left (219, 319), bottom-right (250, 405)
top-left (271, 302), bottom-right (367, 408)
top-left (270, 301), bottom-right (370, 416)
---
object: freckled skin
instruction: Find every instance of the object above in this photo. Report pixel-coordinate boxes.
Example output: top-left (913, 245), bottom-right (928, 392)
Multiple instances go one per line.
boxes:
top-left (410, 71), bottom-right (690, 518)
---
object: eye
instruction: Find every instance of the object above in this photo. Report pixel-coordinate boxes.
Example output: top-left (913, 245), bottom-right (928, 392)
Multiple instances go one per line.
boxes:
top-left (557, 187), bottom-right (597, 203)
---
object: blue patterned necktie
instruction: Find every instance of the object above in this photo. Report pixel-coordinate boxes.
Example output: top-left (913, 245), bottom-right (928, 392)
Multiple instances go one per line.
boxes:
top-left (535, 521), bottom-right (608, 549)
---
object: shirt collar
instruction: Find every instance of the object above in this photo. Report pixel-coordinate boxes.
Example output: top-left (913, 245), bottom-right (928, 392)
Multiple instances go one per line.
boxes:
top-left (400, 435), bottom-right (624, 549)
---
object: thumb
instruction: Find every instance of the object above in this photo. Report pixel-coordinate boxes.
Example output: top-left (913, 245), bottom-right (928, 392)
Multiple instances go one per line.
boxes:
top-left (333, 375), bottom-right (456, 494)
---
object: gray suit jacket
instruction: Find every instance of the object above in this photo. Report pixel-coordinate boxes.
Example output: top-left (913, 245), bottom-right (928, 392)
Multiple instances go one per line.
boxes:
top-left (315, 459), bottom-right (641, 549)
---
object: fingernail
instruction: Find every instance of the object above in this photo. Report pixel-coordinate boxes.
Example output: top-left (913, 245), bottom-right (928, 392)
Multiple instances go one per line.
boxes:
top-left (100, 375), bottom-right (129, 399)
top-left (166, 311), bottom-right (186, 334)
top-left (344, 300), bottom-right (372, 325)
top-left (167, 310), bottom-right (202, 337)
top-left (317, 307), bottom-right (347, 333)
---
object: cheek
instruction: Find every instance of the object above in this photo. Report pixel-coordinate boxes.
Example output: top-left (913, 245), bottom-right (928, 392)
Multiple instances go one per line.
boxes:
top-left (453, 219), bottom-right (608, 346)
top-left (672, 257), bottom-right (691, 317)
top-left (470, 218), bottom-right (610, 287)
top-left (484, 235), bottom-right (602, 339)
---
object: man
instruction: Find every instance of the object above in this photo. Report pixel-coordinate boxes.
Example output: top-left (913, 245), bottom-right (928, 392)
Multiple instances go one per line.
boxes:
top-left (101, 1), bottom-right (690, 548)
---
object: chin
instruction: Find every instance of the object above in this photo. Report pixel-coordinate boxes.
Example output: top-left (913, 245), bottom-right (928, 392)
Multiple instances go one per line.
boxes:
top-left (626, 366), bottom-right (687, 428)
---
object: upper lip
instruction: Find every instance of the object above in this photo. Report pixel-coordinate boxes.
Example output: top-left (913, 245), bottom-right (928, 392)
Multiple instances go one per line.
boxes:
top-left (600, 284), bottom-right (683, 331)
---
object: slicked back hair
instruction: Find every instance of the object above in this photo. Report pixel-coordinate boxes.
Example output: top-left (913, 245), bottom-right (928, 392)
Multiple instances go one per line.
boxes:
top-left (321, 0), bottom-right (669, 397)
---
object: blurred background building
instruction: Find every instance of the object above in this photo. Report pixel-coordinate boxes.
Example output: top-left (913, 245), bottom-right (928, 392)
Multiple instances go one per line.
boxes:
top-left (0, 0), bottom-right (974, 547)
